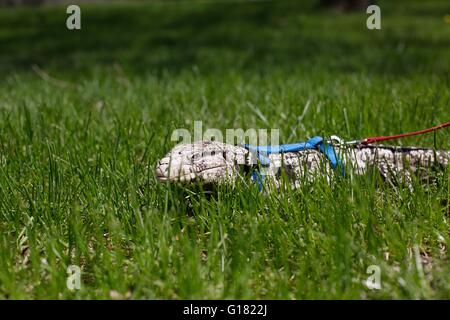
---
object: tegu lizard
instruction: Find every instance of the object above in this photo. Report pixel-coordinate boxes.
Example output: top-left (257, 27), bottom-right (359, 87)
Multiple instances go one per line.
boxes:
top-left (155, 140), bottom-right (450, 189)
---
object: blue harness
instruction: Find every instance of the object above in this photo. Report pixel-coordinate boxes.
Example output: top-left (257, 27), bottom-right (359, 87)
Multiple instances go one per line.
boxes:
top-left (244, 136), bottom-right (345, 190)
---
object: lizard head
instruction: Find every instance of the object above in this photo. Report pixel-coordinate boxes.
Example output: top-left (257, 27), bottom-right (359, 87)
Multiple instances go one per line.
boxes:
top-left (155, 141), bottom-right (249, 184)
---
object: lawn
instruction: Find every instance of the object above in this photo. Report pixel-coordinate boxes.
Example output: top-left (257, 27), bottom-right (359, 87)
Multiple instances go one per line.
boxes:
top-left (0, 0), bottom-right (450, 299)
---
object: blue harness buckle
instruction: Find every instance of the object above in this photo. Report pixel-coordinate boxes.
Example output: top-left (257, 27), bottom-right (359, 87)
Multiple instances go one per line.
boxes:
top-left (244, 136), bottom-right (345, 190)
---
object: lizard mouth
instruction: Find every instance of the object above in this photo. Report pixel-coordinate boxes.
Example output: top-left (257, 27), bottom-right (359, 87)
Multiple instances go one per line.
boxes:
top-left (155, 164), bottom-right (229, 182)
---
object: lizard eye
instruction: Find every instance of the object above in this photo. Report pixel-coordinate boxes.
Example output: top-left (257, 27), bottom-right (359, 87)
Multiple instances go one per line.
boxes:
top-left (190, 150), bottom-right (219, 161)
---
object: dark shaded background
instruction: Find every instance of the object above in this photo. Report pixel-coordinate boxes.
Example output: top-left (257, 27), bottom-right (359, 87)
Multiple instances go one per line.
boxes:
top-left (0, 0), bottom-right (449, 78)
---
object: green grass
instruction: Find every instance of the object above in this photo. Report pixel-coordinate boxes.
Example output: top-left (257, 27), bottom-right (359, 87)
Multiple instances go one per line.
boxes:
top-left (0, 0), bottom-right (450, 299)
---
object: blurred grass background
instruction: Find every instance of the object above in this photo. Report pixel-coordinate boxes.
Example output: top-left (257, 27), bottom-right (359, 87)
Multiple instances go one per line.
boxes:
top-left (0, 0), bottom-right (450, 299)
top-left (1, 0), bottom-right (449, 76)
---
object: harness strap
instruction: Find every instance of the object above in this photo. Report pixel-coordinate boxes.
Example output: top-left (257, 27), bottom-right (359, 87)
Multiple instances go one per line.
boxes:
top-left (244, 136), bottom-right (344, 190)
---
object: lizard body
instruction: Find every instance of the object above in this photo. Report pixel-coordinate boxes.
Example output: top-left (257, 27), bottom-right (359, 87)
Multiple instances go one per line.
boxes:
top-left (155, 141), bottom-right (450, 188)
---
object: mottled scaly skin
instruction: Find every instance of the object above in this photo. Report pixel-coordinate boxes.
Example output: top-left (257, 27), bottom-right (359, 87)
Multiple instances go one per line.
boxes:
top-left (155, 141), bottom-right (450, 188)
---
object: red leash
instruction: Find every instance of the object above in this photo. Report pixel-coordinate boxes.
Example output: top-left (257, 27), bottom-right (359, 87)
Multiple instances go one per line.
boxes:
top-left (359, 121), bottom-right (450, 145)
